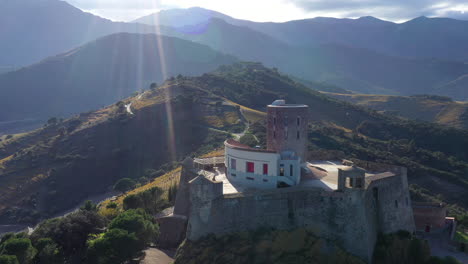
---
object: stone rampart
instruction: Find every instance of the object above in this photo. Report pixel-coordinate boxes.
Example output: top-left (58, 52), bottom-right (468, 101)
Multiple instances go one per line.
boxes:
top-left (186, 166), bottom-right (415, 262)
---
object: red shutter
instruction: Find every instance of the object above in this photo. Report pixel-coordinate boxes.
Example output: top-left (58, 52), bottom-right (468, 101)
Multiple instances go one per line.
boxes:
top-left (247, 162), bottom-right (254, 173)
top-left (263, 164), bottom-right (268, 175)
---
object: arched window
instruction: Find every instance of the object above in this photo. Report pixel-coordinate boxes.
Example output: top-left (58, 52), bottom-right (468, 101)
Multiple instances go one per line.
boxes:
top-left (290, 164), bottom-right (293, 176)
top-left (297, 131), bottom-right (300, 140)
top-left (297, 116), bottom-right (300, 126)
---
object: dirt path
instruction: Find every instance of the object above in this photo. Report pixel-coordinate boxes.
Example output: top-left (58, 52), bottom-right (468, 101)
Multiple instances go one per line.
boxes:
top-left (140, 248), bottom-right (175, 264)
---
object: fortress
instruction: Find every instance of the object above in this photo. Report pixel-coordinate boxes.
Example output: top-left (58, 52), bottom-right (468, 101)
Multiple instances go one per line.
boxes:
top-left (159, 100), bottom-right (415, 263)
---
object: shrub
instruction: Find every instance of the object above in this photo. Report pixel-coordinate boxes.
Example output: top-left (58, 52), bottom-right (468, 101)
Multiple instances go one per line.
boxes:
top-left (31, 210), bottom-right (106, 256)
top-left (113, 178), bottom-right (136, 193)
top-left (0, 255), bottom-right (18, 264)
top-left (34, 238), bottom-right (63, 264)
top-left (86, 229), bottom-right (140, 264)
top-left (1, 238), bottom-right (36, 264)
top-left (239, 133), bottom-right (258, 147)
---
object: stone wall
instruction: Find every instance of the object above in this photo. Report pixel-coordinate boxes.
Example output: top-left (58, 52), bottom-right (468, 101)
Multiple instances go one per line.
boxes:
top-left (186, 167), bottom-right (415, 262)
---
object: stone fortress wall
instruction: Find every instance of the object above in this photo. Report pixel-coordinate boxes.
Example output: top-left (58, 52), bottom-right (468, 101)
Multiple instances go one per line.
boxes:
top-left (185, 163), bottom-right (415, 262)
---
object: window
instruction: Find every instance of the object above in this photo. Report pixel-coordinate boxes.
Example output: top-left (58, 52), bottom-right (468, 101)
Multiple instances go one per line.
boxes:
top-left (273, 131), bottom-right (276, 138)
top-left (290, 164), bottom-right (293, 176)
top-left (297, 117), bottom-right (300, 126)
top-left (263, 164), bottom-right (268, 175)
top-left (284, 116), bottom-right (288, 126)
top-left (231, 158), bottom-right (236, 170)
top-left (246, 162), bottom-right (254, 173)
top-left (297, 131), bottom-right (300, 140)
top-left (279, 167), bottom-right (285, 176)
top-left (273, 117), bottom-right (276, 125)
top-left (285, 127), bottom-right (288, 139)
top-left (395, 200), bottom-right (398, 208)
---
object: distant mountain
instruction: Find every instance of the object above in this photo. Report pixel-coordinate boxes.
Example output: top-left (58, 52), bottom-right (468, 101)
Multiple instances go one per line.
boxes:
top-left (136, 8), bottom-right (468, 62)
top-left (0, 33), bottom-right (237, 124)
top-left (134, 10), bottom-right (468, 99)
top-left (157, 19), bottom-right (468, 99)
top-left (133, 7), bottom-right (236, 28)
top-left (0, 0), bottom-right (161, 67)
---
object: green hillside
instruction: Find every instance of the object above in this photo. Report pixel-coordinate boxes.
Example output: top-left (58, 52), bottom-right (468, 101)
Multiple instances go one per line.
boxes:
top-left (323, 93), bottom-right (468, 129)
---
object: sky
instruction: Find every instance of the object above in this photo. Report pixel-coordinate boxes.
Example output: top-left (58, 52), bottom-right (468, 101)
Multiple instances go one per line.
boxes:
top-left (65, 0), bottom-right (468, 23)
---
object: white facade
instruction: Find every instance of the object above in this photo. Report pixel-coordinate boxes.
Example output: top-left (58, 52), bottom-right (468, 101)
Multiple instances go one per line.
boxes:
top-left (224, 140), bottom-right (300, 188)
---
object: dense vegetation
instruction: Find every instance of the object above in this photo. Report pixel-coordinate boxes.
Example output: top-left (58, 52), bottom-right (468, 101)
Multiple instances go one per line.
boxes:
top-left (0, 193), bottom-right (164, 264)
top-left (373, 231), bottom-right (460, 264)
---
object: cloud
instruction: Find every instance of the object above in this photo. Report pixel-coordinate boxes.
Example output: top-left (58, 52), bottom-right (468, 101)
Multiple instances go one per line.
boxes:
top-left (289, 0), bottom-right (468, 21)
top-left (66, 0), bottom-right (163, 10)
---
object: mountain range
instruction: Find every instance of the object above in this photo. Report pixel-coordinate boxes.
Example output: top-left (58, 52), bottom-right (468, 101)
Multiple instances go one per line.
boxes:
top-left (1, 1), bottom-right (468, 129)
top-left (135, 7), bottom-right (468, 62)
top-left (0, 0), bottom-right (159, 67)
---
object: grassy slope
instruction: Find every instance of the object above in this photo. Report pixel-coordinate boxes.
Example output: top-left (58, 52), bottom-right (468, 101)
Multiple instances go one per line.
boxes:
top-left (323, 92), bottom-right (468, 129)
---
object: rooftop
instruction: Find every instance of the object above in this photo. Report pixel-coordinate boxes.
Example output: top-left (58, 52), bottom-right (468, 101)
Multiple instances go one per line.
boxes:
top-left (225, 139), bottom-right (276, 153)
top-left (268, 99), bottom-right (308, 108)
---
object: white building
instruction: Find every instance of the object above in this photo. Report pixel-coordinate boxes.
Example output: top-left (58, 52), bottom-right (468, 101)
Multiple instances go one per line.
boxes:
top-left (223, 100), bottom-right (309, 189)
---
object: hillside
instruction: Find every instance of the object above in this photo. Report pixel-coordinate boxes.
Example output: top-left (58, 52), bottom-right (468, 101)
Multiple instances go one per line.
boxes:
top-left (0, 0), bottom-right (163, 67)
top-left (0, 33), bottom-right (236, 127)
top-left (323, 93), bottom-right (468, 129)
top-left (0, 63), bottom-right (467, 227)
top-left (436, 74), bottom-right (468, 100)
top-left (0, 81), bottom-right (242, 224)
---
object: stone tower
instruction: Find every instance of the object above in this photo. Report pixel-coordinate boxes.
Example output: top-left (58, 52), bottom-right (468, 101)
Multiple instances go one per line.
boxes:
top-left (267, 100), bottom-right (309, 161)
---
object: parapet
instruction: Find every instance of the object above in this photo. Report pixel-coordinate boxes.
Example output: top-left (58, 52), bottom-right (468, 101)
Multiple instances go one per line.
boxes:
top-left (189, 175), bottom-right (223, 203)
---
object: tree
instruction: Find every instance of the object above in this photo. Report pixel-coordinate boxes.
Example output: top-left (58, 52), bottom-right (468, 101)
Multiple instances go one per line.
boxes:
top-left (113, 178), bottom-right (136, 193)
top-left (149, 83), bottom-right (157, 90)
top-left (31, 211), bottom-right (106, 257)
top-left (86, 229), bottom-right (140, 264)
top-left (34, 238), bottom-right (63, 264)
top-left (240, 133), bottom-right (258, 148)
top-left (108, 209), bottom-right (159, 247)
top-left (1, 238), bottom-right (36, 264)
top-left (47, 117), bottom-right (58, 126)
top-left (0, 255), bottom-right (19, 264)
top-left (80, 200), bottom-right (97, 212)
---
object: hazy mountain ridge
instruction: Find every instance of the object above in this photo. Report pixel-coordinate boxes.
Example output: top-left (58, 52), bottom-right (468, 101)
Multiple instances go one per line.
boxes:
top-left (135, 7), bottom-right (468, 62)
top-left (2, 2), bottom-right (468, 103)
top-left (155, 18), bottom-right (468, 99)
top-left (0, 33), bottom-right (237, 124)
top-left (0, 0), bottom-right (163, 67)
